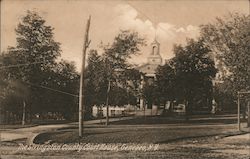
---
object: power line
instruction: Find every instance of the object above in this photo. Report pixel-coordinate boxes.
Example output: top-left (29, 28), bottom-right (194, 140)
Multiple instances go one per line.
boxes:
top-left (0, 61), bottom-right (79, 75)
top-left (0, 61), bottom-right (45, 69)
top-left (25, 81), bottom-right (79, 97)
top-left (126, 1), bottom-right (170, 36)
top-left (0, 60), bottom-right (80, 97)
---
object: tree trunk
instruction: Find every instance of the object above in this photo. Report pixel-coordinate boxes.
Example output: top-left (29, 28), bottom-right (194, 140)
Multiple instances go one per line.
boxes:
top-left (22, 100), bottom-right (26, 125)
top-left (247, 101), bottom-right (250, 127)
top-left (162, 100), bottom-right (167, 115)
top-left (106, 80), bottom-right (111, 126)
top-left (185, 100), bottom-right (189, 121)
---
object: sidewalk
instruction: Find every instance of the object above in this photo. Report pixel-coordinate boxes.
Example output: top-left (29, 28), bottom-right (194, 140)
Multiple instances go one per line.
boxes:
top-left (0, 116), bottom-right (134, 143)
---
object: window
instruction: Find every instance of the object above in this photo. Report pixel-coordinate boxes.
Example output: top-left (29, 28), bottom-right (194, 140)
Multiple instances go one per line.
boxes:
top-left (111, 110), bottom-right (115, 116)
top-left (98, 110), bottom-right (103, 117)
top-left (153, 46), bottom-right (157, 54)
top-left (121, 111), bottom-right (125, 116)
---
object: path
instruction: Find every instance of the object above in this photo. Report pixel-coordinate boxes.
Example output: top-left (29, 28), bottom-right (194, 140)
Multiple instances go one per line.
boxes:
top-left (0, 116), bottom-right (134, 143)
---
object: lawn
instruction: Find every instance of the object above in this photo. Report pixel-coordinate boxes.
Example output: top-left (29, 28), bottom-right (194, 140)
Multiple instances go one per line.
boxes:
top-left (34, 123), bottom-right (239, 144)
top-left (2, 116), bottom-right (249, 159)
top-left (0, 124), bottom-right (37, 130)
top-left (111, 115), bottom-right (238, 125)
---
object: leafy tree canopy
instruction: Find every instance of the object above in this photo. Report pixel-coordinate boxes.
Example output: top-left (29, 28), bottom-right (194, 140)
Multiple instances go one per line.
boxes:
top-left (155, 38), bottom-right (217, 112)
top-left (0, 11), bottom-right (78, 121)
top-left (85, 30), bottom-right (145, 107)
top-left (201, 13), bottom-right (250, 95)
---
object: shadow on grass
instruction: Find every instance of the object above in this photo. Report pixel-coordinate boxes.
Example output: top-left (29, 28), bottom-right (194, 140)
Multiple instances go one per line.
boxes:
top-left (33, 129), bottom-right (126, 144)
top-left (1, 138), bottom-right (27, 146)
top-left (156, 131), bottom-right (249, 144)
top-left (111, 116), bottom-right (237, 125)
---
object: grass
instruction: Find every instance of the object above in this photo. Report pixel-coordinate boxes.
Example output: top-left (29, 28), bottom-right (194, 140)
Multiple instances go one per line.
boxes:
top-left (111, 116), bottom-right (238, 125)
top-left (34, 123), bottom-right (238, 144)
top-left (0, 119), bottom-right (76, 131)
top-left (14, 124), bottom-right (249, 159)
top-left (33, 115), bottom-right (249, 144)
top-left (0, 124), bottom-right (37, 130)
top-left (2, 115), bottom-right (249, 159)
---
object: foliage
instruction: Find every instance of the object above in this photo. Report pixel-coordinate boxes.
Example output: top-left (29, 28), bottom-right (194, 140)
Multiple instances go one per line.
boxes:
top-left (85, 50), bottom-right (108, 107)
top-left (85, 30), bottom-right (145, 107)
top-left (155, 60), bottom-right (176, 105)
top-left (200, 13), bottom-right (250, 95)
top-left (0, 11), bottom-right (79, 122)
top-left (155, 38), bottom-right (217, 113)
top-left (213, 80), bottom-right (237, 111)
top-left (142, 80), bottom-right (157, 109)
top-left (38, 60), bottom-right (79, 119)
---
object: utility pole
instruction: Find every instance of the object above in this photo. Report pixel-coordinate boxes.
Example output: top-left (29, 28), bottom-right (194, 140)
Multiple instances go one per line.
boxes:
top-left (79, 16), bottom-right (91, 138)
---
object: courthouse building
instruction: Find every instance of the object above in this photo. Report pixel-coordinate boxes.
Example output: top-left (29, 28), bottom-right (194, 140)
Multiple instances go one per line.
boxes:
top-left (137, 39), bottom-right (164, 110)
top-left (91, 39), bottom-right (165, 117)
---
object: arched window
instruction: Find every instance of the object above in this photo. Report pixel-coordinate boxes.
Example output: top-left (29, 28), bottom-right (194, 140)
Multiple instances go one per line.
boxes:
top-left (152, 46), bottom-right (157, 55)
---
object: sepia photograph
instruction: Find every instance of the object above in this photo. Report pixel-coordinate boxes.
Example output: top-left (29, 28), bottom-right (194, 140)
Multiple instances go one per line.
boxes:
top-left (0, 0), bottom-right (249, 158)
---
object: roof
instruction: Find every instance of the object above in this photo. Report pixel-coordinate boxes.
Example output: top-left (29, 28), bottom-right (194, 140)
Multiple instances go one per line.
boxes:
top-left (137, 63), bottom-right (159, 75)
top-left (151, 38), bottom-right (160, 45)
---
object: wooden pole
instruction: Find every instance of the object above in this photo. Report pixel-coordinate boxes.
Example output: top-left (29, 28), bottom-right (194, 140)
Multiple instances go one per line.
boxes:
top-left (79, 16), bottom-right (91, 138)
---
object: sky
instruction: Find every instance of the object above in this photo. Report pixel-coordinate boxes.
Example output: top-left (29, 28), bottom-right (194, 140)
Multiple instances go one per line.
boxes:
top-left (1, 0), bottom-right (249, 71)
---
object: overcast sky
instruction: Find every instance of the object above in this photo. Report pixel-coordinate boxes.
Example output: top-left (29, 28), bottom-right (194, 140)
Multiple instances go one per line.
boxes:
top-left (1, 0), bottom-right (249, 71)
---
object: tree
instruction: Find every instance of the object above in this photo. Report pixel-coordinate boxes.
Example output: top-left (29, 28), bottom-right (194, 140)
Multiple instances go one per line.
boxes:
top-left (18, 10), bottom-right (61, 121)
top-left (15, 10), bottom-right (61, 118)
top-left (200, 13), bottom-right (250, 95)
top-left (102, 30), bottom-right (145, 110)
top-left (123, 68), bottom-right (142, 105)
top-left (173, 38), bottom-right (217, 115)
top-left (0, 49), bottom-right (31, 124)
top-left (142, 81), bottom-right (157, 109)
top-left (201, 13), bottom-right (250, 126)
top-left (84, 31), bottom-right (145, 123)
top-left (155, 38), bottom-right (217, 117)
top-left (0, 10), bottom-right (70, 123)
top-left (213, 80), bottom-right (236, 111)
top-left (42, 60), bottom-right (79, 120)
top-left (155, 60), bottom-right (176, 113)
top-left (85, 50), bottom-right (107, 118)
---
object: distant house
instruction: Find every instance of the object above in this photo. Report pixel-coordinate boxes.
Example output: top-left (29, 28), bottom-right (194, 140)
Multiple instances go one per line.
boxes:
top-left (92, 105), bottom-right (137, 117)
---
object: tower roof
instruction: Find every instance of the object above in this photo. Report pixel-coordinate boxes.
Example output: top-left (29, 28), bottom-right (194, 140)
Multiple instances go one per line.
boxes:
top-left (151, 38), bottom-right (160, 45)
top-left (137, 39), bottom-right (163, 76)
